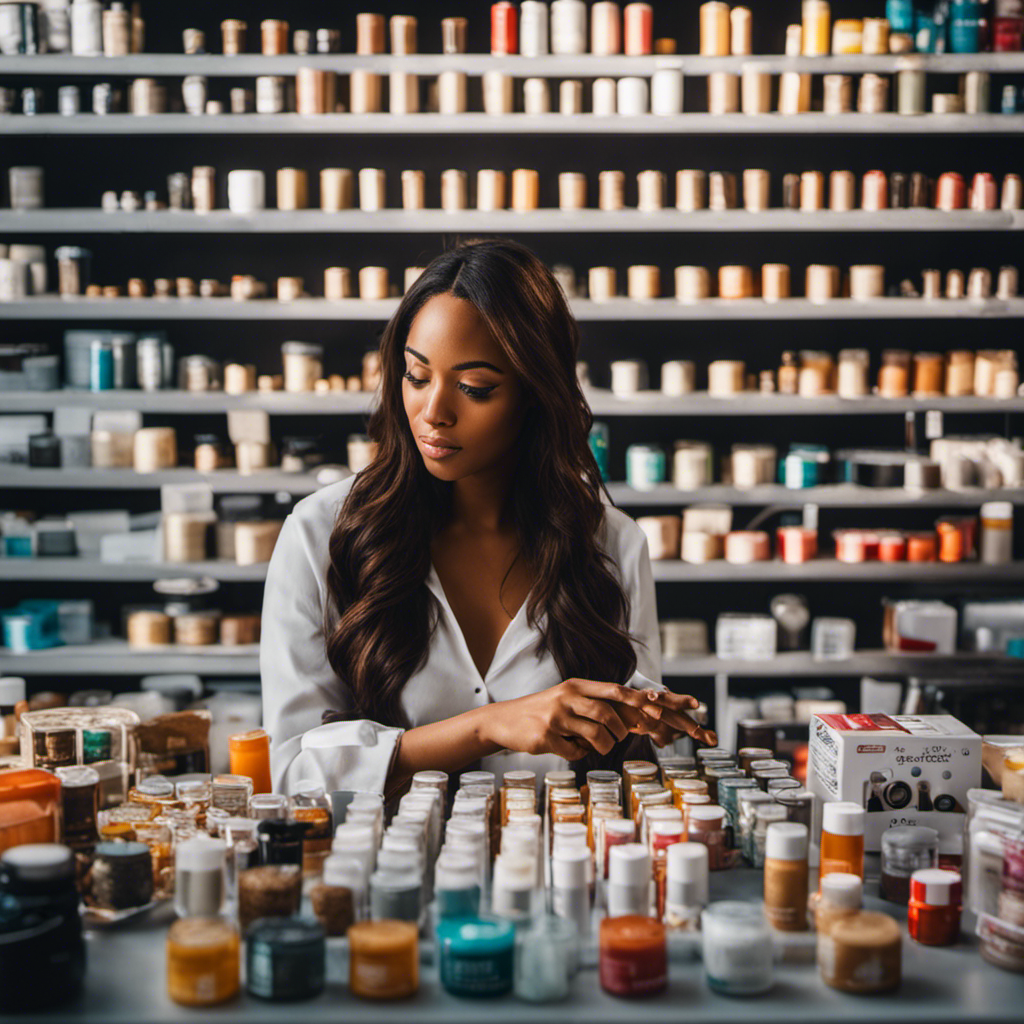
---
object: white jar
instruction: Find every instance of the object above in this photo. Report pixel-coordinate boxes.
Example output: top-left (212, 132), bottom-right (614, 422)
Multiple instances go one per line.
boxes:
top-left (70, 0), bottom-right (102, 55)
top-left (980, 501), bottom-right (1013, 565)
top-left (702, 901), bottom-right (774, 995)
top-left (227, 170), bottom-right (266, 214)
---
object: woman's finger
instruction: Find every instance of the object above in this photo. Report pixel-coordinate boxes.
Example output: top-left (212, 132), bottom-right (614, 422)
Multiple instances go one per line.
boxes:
top-left (562, 712), bottom-right (618, 756)
top-left (570, 697), bottom-right (630, 743)
top-left (548, 732), bottom-right (592, 761)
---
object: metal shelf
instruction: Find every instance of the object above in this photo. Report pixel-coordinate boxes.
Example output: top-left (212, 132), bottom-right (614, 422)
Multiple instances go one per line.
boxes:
top-left (3, 297), bottom-right (1024, 321)
top-left (1, 209), bottom-right (1021, 234)
top-left (3, 52), bottom-right (1024, 76)
top-left (664, 650), bottom-right (1024, 678)
top-left (651, 560), bottom-right (1024, 582)
top-left (5, 388), bottom-right (1024, 417)
top-left (0, 466), bottom-right (322, 492)
top-left (0, 559), bottom-right (268, 581)
top-left (3, 112), bottom-right (1023, 136)
top-left (604, 483), bottom-right (1023, 507)
top-left (0, 640), bottom-right (259, 676)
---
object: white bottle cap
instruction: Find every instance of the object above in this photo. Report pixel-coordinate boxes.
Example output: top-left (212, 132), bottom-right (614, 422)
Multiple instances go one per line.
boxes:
top-left (609, 842), bottom-right (651, 885)
top-left (552, 847), bottom-right (590, 888)
top-left (822, 801), bottom-right (865, 837)
top-left (650, 820), bottom-right (686, 839)
top-left (667, 841), bottom-right (709, 881)
top-left (820, 871), bottom-right (863, 910)
top-left (323, 853), bottom-right (365, 890)
top-left (333, 822), bottom-right (375, 847)
top-left (603, 819), bottom-right (637, 839)
top-left (765, 821), bottom-right (809, 861)
top-left (348, 792), bottom-right (384, 811)
top-left (910, 868), bottom-right (962, 907)
top-left (0, 676), bottom-right (26, 706)
top-left (688, 805), bottom-right (727, 823)
top-left (176, 836), bottom-right (226, 872)
top-left (296, 779), bottom-right (325, 800)
top-left (494, 853), bottom-right (536, 891)
top-left (552, 822), bottom-right (587, 843)
top-left (434, 853), bottom-right (478, 892)
top-left (1, 843), bottom-right (73, 881)
top-left (981, 501), bottom-right (1013, 521)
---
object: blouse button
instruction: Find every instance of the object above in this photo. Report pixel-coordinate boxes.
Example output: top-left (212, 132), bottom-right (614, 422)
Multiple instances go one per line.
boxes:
top-left (474, 687), bottom-right (482, 694)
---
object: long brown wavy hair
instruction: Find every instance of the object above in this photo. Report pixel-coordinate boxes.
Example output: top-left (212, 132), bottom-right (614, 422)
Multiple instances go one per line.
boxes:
top-left (325, 239), bottom-right (652, 766)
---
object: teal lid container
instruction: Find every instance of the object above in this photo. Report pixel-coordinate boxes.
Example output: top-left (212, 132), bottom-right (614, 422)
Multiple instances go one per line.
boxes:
top-left (437, 917), bottom-right (515, 997)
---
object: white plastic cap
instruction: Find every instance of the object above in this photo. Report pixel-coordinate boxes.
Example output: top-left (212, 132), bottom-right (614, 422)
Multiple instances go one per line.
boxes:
top-left (981, 501), bottom-right (1013, 521)
top-left (323, 853), bottom-right (365, 890)
top-left (552, 822), bottom-right (587, 842)
top-left (552, 847), bottom-right (590, 888)
top-left (1, 843), bottom-right (73, 880)
top-left (689, 805), bottom-right (727, 823)
top-left (412, 770), bottom-right (448, 786)
top-left (766, 821), bottom-right (809, 861)
top-left (650, 820), bottom-right (686, 838)
top-left (0, 677), bottom-right (26, 706)
top-left (494, 853), bottom-right (536, 890)
top-left (333, 823), bottom-right (375, 847)
top-left (822, 801), bottom-right (865, 837)
top-left (434, 853), bottom-right (478, 892)
top-left (54, 766), bottom-right (100, 788)
top-left (348, 792), bottom-right (384, 811)
top-left (667, 842), bottom-right (709, 881)
top-left (296, 779), bottom-right (325, 799)
top-left (820, 871), bottom-right (863, 910)
top-left (176, 836), bottom-right (226, 872)
top-left (603, 819), bottom-right (637, 839)
top-left (376, 848), bottom-right (419, 873)
top-left (911, 868), bottom-right (962, 906)
top-left (609, 842), bottom-right (651, 885)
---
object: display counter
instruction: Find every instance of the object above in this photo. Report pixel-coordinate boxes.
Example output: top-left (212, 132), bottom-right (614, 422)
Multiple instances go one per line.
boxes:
top-left (7, 868), bottom-right (1019, 1024)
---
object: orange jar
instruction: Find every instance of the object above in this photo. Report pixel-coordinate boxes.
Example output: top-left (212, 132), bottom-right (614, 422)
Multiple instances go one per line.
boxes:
top-left (908, 869), bottom-right (962, 946)
top-left (228, 729), bottom-right (272, 794)
top-left (936, 521), bottom-right (963, 563)
top-left (905, 531), bottom-right (937, 562)
top-left (820, 802), bottom-right (864, 881)
top-left (878, 533), bottom-right (906, 562)
top-left (166, 918), bottom-right (240, 1006)
top-left (348, 920), bottom-right (418, 1000)
top-left (0, 769), bottom-right (61, 855)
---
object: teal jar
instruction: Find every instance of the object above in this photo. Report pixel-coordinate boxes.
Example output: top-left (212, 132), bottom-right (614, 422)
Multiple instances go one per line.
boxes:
top-left (437, 918), bottom-right (514, 997)
top-left (717, 777), bottom-right (759, 837)
top-left (886, 0), bottom-right (914, 33)
top-left (626, 443), bottom-right (666, 491)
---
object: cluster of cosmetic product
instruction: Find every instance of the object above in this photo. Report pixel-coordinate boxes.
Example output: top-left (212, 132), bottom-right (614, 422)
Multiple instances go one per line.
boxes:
top-left (7, 3), bottom-right (1021, 60)
top-left (607, 432), bottom-right (1024, 495)
top-left (5, 241), bottom-right (1021, 308)
top-left (623, 498), bottom-right (1015, 567)
top-left (7, 163), bottom-right (1014, 217)
top-left (598, 345), bottom-right (1023, 402)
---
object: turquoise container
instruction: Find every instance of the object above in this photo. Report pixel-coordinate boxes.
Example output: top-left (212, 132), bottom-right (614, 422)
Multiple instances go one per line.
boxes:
top-left (589, 422), bottom-right (609, 481)
top-left (886, 0), bottom-right (915, 33)
top-left (437, 918), bottom-right (515, 997)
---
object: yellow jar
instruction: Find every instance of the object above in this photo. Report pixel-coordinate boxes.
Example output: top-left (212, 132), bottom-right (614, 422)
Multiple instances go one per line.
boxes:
top-left (166, 918), bottom-right (240, 1006)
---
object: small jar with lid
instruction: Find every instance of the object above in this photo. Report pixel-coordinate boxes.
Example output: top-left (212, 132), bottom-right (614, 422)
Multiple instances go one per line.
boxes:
top-left (166, 917), bottom-right (240, 1006)
top-left (814, 870), bottom-right (862, 936)
top-left (688, 805), bottom-right (730, 870)
top-left (908, 869), bottom-right (961, 946)
top-left (764, 822), bottom-right (809, 932)
top-left (880, 826), bottom-right (939, 903)
top-left (0, 844), bottom-right (86, 1010)
top-left (193, 433), bottom-right (226, 473)
top-left (701, 901), bottom-right (774, 995)
top-left (290, 781), bottom-right (333, 875)
top-left (257, 819), bottom-right (306, 867)
top-left (980, 502), bottom-right (1014, 565)
top-left (280, 436), bottom-right (324, 474)
top-left (877, 349), bottom-right (911, 398)
top-left (819, 911), bottom-right (901, 993)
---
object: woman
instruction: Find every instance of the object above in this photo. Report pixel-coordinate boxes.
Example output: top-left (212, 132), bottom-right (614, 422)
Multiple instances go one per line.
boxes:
top-left (261, 239), bottom-right (715, 800)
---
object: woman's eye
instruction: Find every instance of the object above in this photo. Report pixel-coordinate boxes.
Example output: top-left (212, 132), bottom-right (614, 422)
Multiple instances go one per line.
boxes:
top-left (403, 371), bottom-right (495, 401)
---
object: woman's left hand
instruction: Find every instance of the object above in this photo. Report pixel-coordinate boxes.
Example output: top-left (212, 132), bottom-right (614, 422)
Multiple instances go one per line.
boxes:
top-left (611, 690), bottom-right (718, 749)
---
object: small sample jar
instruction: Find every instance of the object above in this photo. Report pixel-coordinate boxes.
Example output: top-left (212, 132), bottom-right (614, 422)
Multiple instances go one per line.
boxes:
top-left (599, 915), bottom-right (667, 997)
top-left (174, 837), bottom-right (225, 918)
top-left (166, 918), bottom-right (240, 1007)
top-left (348, 920), bottom-right (418, 1000)
top-left (438, 917), bottom-right (515, 997)
top-left (237, 865), bottom-right (302, 933)
top-left (764, 823), bottom-right (809, 932)
top-left (258, 820), bottom-right (306, 868)
top-left (908, 869), bottom-right (962, 946)
top-left (246, 918), bottom-right (326, 1001)
top-left (702, 901), bottom-right (774, 995)
top-left (980, 502), bottom-right (1014, 565)
top-left (815, 871), bottom-right (862, 936)
top-left (688, 806), bottom-right (729, 870)
top-left (819, 911), bottom-right (901, 993)
top-left (91, 841), bottom-right (154, 909)
top-left (211, 775), bottom-right (253, 818)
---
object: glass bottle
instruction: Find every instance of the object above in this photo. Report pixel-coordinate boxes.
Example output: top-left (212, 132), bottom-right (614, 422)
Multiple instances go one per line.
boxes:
top-left (290, 781), bottom-right (333, 876)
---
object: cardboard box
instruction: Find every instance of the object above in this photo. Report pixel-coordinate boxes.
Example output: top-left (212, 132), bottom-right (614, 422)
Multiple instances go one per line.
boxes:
top-left (807, 712), bottom-right (982, 851)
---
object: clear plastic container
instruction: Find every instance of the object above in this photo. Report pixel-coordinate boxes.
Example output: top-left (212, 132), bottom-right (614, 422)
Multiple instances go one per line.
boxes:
top-left (811, 617), bottom-right (856, 660)
top-left (715, 614), bottom-right (777, 661)
top-left (702, 901), bottom-right (774, 995)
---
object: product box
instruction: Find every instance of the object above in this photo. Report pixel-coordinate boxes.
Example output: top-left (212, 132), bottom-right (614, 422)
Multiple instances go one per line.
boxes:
top-left (807, 712), bottom-right (982, 851)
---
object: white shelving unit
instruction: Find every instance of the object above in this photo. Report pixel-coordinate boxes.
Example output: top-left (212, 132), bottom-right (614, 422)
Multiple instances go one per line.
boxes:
top-left (1, 209), bottom-right (1022, 233)
top-left (4, 112), bottom-right (1024, 135)
top-left (3, 297), bottom-right (1023, 320)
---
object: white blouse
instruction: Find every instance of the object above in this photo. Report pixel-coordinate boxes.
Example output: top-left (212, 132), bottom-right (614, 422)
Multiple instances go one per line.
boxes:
top-left (260, 471), bottom-right (664, 797)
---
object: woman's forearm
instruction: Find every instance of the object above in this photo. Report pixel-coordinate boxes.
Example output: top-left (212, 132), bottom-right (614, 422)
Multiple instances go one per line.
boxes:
top-left (385, 705), bottom-right (502, 798)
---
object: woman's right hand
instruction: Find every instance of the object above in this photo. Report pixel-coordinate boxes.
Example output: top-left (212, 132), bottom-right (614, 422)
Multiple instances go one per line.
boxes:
top-left (478, 678), bottom-right (636, 761)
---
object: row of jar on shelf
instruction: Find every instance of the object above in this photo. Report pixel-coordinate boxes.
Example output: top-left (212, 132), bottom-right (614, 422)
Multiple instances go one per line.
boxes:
top-left (10, 3), bottom-right (1019, 60)
top-left (3, 240), bottom-right (1022, 307)
top-left (9, 163), bottom-right (1024, 216)
top-left (607, 435), bottom-right (1024, 492)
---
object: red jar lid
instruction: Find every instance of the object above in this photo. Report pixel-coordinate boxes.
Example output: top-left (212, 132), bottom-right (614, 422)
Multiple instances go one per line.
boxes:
top-left (910, 868), bottom-right (962, 907)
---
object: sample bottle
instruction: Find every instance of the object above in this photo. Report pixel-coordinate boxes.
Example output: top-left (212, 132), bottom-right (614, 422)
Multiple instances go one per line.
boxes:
top-left (663, 841), bottom-right (709, 932)
top-left (907, 869), bottom-right (962, 946)
top-left (311, 853), bottom-right (361, 935)
top-left (819, 911), bottom-right (901, 993)
top-left (764, 822), bottom-right (809, 932)
top-left (820, 802), bottom-right (865, 881)
top-left (599, 915), bottom-right (668, 997)
top-left (814, 871), bottom-right (862, 936)
top-left (552, 846), bottom-right (590, 942)
top-left (166, 918), bottom-right (240, 1006)
top-left (879, 826), bottom-right (939, 903)
top-left (701, 900), bottom-right (774, 995)
top-left (607, 843), bottom-right (651, 917)
top-left (227, 729), bottom-right (272, 794)
top-left (174, 837), bottom-right (226, 918)
top-left (290, 781), bottom-right (333, 876)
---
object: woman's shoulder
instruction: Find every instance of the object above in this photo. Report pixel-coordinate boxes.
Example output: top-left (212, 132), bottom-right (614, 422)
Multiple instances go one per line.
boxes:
top-left (597, 491), bottom-right (648, 563)
top-left (277, 472), bottom-right (361, 569)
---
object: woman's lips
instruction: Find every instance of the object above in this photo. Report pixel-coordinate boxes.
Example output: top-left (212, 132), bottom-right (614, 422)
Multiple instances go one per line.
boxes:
top-left (420, 439), bottom-right (462, 459)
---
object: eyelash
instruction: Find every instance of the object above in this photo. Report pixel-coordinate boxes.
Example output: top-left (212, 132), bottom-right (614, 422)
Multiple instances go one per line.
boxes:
top-left (403, 371), bottom-right (495, 401)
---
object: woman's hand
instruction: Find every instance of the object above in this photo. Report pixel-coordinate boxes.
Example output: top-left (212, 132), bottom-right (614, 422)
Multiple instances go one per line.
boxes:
top-left (613, 689), bottom-right (718, 749)
top-left (479, 678), bottom-right (639, 761)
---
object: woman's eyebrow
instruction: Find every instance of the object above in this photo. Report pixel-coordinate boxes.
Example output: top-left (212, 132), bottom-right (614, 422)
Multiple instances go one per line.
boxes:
top-left (405, 345), bottom-right (505, 374)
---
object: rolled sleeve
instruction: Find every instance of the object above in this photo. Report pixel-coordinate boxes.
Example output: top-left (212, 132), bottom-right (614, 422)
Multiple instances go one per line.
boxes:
top-left (260, 509), bottom-right (405, 797)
